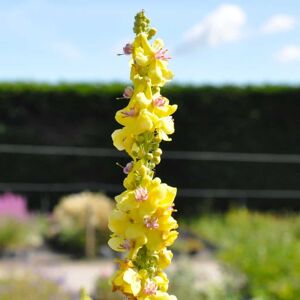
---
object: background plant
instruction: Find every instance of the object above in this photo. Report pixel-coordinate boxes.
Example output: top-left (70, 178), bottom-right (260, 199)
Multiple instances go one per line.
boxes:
top-left (189, 209), bottom-right (300, 300)
top-left (0, 192), bottom-right (42, 252)
top-left (48, 191), bottom-right (113, 257)
top-left (0, 273), bottom-right (71, 300)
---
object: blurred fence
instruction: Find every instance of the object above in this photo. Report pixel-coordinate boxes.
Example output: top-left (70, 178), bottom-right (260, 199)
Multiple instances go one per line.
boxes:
top-left (1, 84), bottom-right (300, 212)
top-left (1, 144), bottom-right (300, 212)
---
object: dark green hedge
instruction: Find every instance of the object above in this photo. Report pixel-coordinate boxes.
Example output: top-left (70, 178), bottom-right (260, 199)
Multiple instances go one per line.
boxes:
top-left (0, 83), bottom-right (300, 213)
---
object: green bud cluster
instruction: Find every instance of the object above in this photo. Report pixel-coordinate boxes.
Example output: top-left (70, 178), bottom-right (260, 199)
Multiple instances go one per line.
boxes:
top-left (134, 246), bottom-right (159, 278)
top-left (133, 10), bottom-right (157, 39)
top-left (133, 132), bottom-right (163, 168)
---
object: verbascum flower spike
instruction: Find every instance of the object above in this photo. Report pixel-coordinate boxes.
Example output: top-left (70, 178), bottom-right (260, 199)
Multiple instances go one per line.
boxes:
top-left (109, 10), bottom-right (178, 300)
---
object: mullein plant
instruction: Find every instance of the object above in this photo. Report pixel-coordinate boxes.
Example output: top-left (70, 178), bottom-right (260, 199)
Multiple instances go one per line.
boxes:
top-left (108, 11), bottom-right (178, 300)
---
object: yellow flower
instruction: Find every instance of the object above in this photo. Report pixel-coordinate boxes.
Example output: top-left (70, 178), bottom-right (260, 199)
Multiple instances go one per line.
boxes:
top-left (108, 209), bottom-right (147, 258)
top-left (123, 160), bottom-right (152, 190)
top-left (123, 268), bottom-right (142, 296)
top-left (132, 33), bottom-right (154, 66)
top-left (112, 261), bottom-right (141, 296)
top-left (156, 116), bottom-right (175, 141)
top-left (157, 249), bottom-right (173, 269)
top-left (152, 96), bottom-right (178, 118)
top-left (146, 229), bottom-right (178, 252)
top-left (108, 210), bottom-right (145, 240)
top-left (115, 108), bottom-right (156, 135)
top-left (153, 271), bottom-right (169, 292)
top-left (133, 92), bottom-right (153, 109)
top-left (117, 180), bottom-right (176, 217)
top-left (111, 127), bottom-right (134, 153)
top-left (131, 33), bottom-right (174, 87)
top-left (147, 60), bottom-right (174, 87)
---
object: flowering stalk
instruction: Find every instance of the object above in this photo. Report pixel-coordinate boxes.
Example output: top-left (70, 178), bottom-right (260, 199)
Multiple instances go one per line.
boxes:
top-left (109, 11), bottom-right (178, 300)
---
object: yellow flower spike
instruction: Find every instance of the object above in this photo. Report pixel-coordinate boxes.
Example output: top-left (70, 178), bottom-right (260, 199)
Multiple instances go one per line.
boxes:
top-left (109, 10), bottom-right (177, 300)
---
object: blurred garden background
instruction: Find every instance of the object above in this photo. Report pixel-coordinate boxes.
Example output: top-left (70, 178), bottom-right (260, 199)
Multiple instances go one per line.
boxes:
top-left (0, 1), bottom-right (300, 300)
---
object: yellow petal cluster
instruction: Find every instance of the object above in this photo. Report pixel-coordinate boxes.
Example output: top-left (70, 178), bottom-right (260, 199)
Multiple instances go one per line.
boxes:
top-left (109, 11), bottom-right (178, 300)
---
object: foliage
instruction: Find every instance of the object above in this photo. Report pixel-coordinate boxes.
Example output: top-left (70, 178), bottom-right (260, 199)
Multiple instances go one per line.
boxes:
top-left (48, 191), bottom-right (113, 256)
top-left (0, 215), bottom-right (47, 252)
top-left (0, 274), bottom-right (71, 300)
top-left (0, 219), bottom-right (28, 251)
top-left (190, 209), bottom-right (300, 300)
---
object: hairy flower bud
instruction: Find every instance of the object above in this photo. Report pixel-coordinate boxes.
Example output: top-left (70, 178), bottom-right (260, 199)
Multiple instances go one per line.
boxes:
top-left (123, 86), bottom-right (134, 98)
top-left (123, 43), bottom-right (133, 55)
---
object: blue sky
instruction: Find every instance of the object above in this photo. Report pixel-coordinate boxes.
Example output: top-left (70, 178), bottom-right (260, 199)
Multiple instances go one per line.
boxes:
top-left (0, 0), bottom-right (299, 84)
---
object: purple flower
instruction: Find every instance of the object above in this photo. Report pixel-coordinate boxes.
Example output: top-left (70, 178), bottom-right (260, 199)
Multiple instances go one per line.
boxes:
top-left (0, 192), bottom-right (29, 220)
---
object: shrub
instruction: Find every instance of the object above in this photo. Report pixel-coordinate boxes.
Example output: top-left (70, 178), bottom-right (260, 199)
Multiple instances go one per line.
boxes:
top-left (48, 191), bottom-right (113, 257)
top-left (0, 219), bottom-right (28, 252)
top-left (0, 215), bottom-right (47, 253)
top-left (191, 209), bottom-right (300, 300)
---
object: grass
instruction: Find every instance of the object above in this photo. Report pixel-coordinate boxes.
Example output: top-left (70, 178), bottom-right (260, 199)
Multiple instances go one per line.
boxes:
top-left (187, 209), bottom-right (300, 300)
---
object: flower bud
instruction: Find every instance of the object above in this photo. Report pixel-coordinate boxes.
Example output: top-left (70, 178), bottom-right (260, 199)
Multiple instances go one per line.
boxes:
top-left (123, 43), bottom-right (133, 55)
top-left (123, 162), bottom-right (133, 174)
top-left (153, 156), bottom-right (161, 164)
top-left (147, 28), bottom-right (157, 40)
top-left (154, 148), bottom-right (162, 156)
top-left (146, 153), bottom-right (153, 160)
top-left (123, 86), bottom-right (134, 98)
top-left (148, 162), bottom-right (156, 169)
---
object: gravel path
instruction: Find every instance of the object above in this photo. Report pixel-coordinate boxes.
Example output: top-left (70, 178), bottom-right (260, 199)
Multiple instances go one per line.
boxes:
top-left (0, 249), bottom-right (227, 296)
top-left (0, 249), bottom-right (115, 295)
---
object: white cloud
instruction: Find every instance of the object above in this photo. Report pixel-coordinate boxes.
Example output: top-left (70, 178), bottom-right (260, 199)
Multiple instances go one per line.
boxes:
top-left (276, 45), bottom-right (300, 63)
top-left (261, 14), bottom-right (296, 34)
top-left (181, 4), bottom-right (246, 50)
top-left (52, 42), bottom-right (82, 61)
